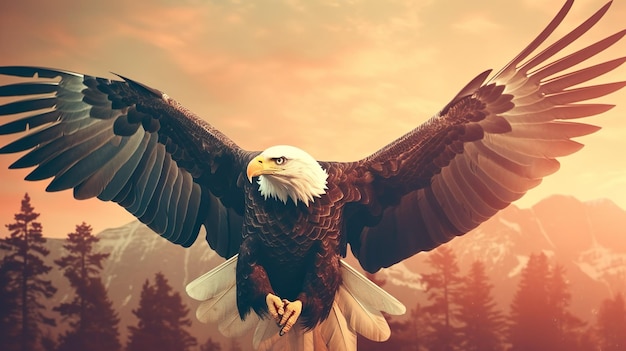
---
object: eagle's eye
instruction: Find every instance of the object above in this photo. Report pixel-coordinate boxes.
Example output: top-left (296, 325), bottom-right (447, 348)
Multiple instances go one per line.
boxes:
top-left (274, 156), bottom-right (287, 165)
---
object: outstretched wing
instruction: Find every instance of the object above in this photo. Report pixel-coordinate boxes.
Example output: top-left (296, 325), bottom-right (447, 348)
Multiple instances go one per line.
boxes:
top-left (0, 67), bottom-right (251, 257)
top-left (345, 0), bottom-right (626, 272)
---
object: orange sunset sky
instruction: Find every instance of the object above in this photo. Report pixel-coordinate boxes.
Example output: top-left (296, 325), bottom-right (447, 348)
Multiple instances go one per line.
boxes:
top-left (0, 0), bottom-right (625, 239)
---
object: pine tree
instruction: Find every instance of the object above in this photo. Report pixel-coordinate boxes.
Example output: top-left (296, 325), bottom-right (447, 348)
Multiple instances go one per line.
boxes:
top-left (397, 303), bottom-right (430, 351)
top-left (547, 263), bottom-right (585, 350)
top-left (55, 222), bottom-right (109, 292)
top-left (509, 253), bottom-right (585, 350)
top-left (596, 293), bottom-right (626, 351)
top-left (420, 245), bottom-right (463, 351)
top-left (0, 259), bottom-right (20, 351)
top-left (509, 253), bottom-right (552, 351)
top-left (456, 260), bottom-right (504, 351)
top-left (127, 272), bottom-right (197, 351)
top-left (126, 279), bottom-right (160, 350)
top-left (40, 330), bottom-right (58, 351)
top-left (54, 222), bottom-right (121, 351)
top-left (0, 193), bottom-right (56, 351)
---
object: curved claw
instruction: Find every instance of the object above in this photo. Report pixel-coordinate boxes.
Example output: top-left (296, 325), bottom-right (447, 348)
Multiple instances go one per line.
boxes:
top-left (279, 300), bottom-right (302, 336)
top-left (266, 293), bottom-right (285, 323)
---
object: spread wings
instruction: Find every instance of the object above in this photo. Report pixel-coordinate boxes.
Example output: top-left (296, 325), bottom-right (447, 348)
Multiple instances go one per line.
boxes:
top-left (0, 67), bottom-right (249, 257)
top-left (345, 0), bottom-right (626, 272)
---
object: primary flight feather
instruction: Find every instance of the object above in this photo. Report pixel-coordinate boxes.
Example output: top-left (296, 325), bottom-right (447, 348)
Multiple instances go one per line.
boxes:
top-left (0, 0), bottom-right (625, 349)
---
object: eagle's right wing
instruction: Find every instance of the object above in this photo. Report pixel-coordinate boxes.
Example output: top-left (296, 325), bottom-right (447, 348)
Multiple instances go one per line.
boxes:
top-left (0, 66), bottom-right (253, 257)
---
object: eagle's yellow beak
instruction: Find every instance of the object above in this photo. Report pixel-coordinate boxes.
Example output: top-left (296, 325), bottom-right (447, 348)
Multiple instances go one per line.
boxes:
top-left (247, 155), bottom-right (271, 183)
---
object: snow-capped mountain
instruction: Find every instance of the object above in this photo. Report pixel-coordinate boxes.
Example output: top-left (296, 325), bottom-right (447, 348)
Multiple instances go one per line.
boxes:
top-left (5, 195), bottom-right (625, 346)
top-left (380, 195), bottom-right (626, 322)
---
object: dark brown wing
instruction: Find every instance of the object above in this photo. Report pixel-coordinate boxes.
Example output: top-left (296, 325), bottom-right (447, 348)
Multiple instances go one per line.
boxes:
top-left (343, 0), bottom-right (626, 272)
top-left (0, 66), bottom-right (252, 257)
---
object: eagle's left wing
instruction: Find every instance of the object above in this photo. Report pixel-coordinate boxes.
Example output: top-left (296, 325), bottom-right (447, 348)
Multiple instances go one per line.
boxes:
top-left (343, 0), bottom-right (626, 273)
top-left (0, 66), bottom-right (252, 257)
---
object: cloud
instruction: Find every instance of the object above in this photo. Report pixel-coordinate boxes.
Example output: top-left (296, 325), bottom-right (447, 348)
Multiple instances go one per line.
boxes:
top-left (452, 13), bottom-right (500, 34)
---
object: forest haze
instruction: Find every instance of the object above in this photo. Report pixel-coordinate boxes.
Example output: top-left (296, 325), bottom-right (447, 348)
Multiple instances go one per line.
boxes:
top-left (1, 193), bottom-right (625, 350)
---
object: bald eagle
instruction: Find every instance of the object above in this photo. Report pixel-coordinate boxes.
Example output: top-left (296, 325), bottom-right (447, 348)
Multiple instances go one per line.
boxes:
top-left (1, 0), bottom-right (625, 350)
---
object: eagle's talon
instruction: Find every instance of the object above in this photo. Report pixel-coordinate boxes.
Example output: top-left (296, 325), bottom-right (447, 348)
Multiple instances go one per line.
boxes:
top-left (266, 293), bottom-right (285, 323)
top-left (278, 299), bottom-right (302, 335)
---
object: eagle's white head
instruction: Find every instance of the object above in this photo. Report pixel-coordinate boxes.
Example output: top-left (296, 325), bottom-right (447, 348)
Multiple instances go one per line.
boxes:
top-left (246, 145), bottom-right (328, 206)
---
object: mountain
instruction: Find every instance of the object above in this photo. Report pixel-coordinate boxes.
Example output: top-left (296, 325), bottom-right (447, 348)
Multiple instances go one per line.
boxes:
top-left (3, 195), bottom-right (626, 349)
top-left (379, 195), bottom-right (626, 322)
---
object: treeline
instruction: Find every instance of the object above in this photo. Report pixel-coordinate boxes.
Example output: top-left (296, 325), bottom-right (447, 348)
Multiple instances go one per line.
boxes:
top-left (359, 246), bottom-right (626, 351)
top-left (1, 194), bottom-right (625, 351)
top-left (0, 194), bottom-right (223, 351)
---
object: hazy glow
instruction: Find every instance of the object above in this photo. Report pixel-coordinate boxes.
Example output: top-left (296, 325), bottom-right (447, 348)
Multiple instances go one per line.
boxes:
top-left (0, 0), bottom-right (625, 238)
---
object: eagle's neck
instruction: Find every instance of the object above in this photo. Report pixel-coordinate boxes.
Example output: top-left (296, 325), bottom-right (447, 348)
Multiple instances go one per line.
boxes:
top-left (257, 167), bottom-right (328, 206)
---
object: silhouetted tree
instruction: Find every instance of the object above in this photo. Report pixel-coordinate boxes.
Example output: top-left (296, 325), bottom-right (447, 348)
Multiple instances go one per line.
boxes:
top-left (457, 260), bottom-right (504, 351)
top-left (420, 245), bottom-right (462, 351)
top-left (126, 272), bottom-right (197, 351)
top-left (0, 259), bottom-right (20, 351)
top-left (547, 263), bottom-right (585, 350)
top-left (596, 293), bottom-right (626, 351)
top-left (0, 194), bottom-right (56, 351)
top-left (509, 253), bottom-right (551, 351)
top-left (577, 327), bottom-right (601, 351)
top-left (397, 303), bottom-right (430, 351)
top-left (54, 222), bottom-right (120, 351)
top-left (40, 330), bottom-right (57, 351)
top-left (509, 253), bottom-right (585, 351)
top-left (200, 337), bottom-right (222, 351)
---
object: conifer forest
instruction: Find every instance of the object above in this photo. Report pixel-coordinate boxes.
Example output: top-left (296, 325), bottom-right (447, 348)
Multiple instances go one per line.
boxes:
top-left (1, 194), bottom-right (625, 351)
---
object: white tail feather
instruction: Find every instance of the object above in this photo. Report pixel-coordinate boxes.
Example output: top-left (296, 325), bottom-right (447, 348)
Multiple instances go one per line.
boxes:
top-left (186, 254), bottom-right (237, 300)
top-left (218, 304), bottom-right (260, 337)
top-left (186, 255), bottom-right (257, 337)
top-left (194, 284), bottom-right (235, 323)
top-left (340, 260), bottom-right (406, 316)
top-left (335, 285), bottom-right (390, 341)
top-left (253, 319), bottom-right (279, 350)
top-left (318, 302), bottom-right (357, 350)
top-left (186, 256), bottom-right (406, 350)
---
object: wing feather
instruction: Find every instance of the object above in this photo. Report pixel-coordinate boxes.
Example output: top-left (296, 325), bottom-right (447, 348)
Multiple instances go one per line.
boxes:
top-left (346, 0), bottom-right (625, 272)
top-left (433, 175), bottom-right (477, 234)
top-left (448, 157), bottom-right (499, 219)
top-left (180, 185), bottom-right (204, 247)
top-left (165, 171), bottom-right (186, 242)
top-left (134, 144), bottom-right (165, 218)
top-left (14, 121), bottom-right (105, 170)
top-left (453, 152), bottom-right (511, 208)
top-left (98, 133), bottom-right (152, 201)
top-left (163, 170), bottom-right (184, 241)
top-left (29, 127), bottom-right (116, 182)
top-left (0, 110), bottom-right (61, 135)
top-left (541, 57), bottom-right (626, 93)
top-left (141, 153), bottom-right (173, 230)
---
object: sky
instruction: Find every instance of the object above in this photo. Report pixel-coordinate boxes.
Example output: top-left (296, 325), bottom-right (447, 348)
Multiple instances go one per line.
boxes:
top-left (0, 0), bottom-right (625, 239)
